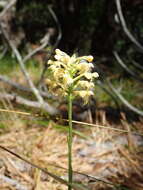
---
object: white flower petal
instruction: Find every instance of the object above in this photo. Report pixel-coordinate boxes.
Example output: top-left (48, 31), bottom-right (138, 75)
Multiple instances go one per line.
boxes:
top-left (92, 72), bottom-right (99, 78)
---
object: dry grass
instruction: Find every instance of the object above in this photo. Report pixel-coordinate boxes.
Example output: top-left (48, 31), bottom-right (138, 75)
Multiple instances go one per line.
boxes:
top-left (0, 109), bottom-right (143, 190)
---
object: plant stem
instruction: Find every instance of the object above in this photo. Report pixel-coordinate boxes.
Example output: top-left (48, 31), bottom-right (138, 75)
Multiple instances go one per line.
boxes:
top-left (68, 92), bottom-right (73, 190)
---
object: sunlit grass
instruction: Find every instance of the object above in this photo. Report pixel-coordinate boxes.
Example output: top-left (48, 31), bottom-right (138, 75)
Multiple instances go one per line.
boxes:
top-left (94, 78), bottom-right (143, 109)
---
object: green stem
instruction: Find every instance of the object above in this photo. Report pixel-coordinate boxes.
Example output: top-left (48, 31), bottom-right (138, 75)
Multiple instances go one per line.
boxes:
top-left (68, 91), bottom-right (73, 190)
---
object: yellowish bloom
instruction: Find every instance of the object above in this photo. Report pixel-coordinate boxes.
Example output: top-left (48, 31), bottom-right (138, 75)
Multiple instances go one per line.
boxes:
top-left (63, 73), bottom-right (73, 86)
top-left (77, 55), bottom-right (94, 62)
top-left (74, 90), bottom-right (94, 104)
top-left (84, 72), bottom-right (99, 79)
top-left (55, 49), bottom-right (70, 63)
top-left (45, 49), bottom-right (99, 103)
top-left (77, 80), bottom-right (94, 89)
top-left (92, 72), bottom-right (99, 78)
top-left (77, 62), bottom-right (92, 74)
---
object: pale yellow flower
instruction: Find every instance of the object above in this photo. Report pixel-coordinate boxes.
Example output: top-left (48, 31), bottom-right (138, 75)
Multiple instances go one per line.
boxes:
top-left (55, 49), bottom-right (70, 63)
top-left (92, 72), bottom-right (99, 78)
top-left (84, 72), bottom-right (99, 80)
top-left (77, 80), bottom-right (94, 89)
top-left (53, 68), bottom-right (65, 81)
top-left (77, 62), bottom-right (93, 74)
top-left (63, 73), bottom-right (73, 86)
top-left (74, 90), bottom-right (94, 104)
top-left (45, 49), bottom-right (99, 102)
top-left (77, 55), bottom-right (94, 62)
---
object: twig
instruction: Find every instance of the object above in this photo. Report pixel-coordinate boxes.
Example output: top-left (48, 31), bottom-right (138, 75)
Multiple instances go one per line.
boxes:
top-left (0, 145), bottom-right (90, 190)
top-left (0, 1), bottom-right (45, 105)
top-left (0, 108), bottom-right (143, 136)
top-left (115, 0), bottom-right (143, 53)
top-left (107, 80), bottom-right (143, 116)
top-left (0, 23), bottom-right (58, 115)
top-left (48, 5), bottom-right (62, 49)
top-left (0, 92), bottom-right (58, 114)
top-left (23, 31), bottom-right (51, 63)
top-left (0, 145), bottom-right (120, 188)
top-left (131, 60), bottom-right (143, 71)
top-left (0, 1), bottom-right (8, 8)
top-left (0, 0), bottom-right (17, 19)
top-left (0, 174), bottom-right (28, 190)
top-left (39, 5), bottom-right (62, 84)
top-left (0, 74), bottom-right (55, 99)
top-left (0, 24), bottom-right (43, 104)
top-left (0, 46), bottom-right (8, 59)
top-left (113, 51), bottom-right (143, 82)
top-left (96, 80), bottom-right (120, 108)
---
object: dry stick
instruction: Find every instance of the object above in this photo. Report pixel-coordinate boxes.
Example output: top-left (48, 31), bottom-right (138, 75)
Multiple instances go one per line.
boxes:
top-left (0, 145), bottom-right (117, 188)
top-left (0, 0), bottom-right (41, 104)
top-left (0, 1), bottom-right (9, 8)
top-left (0, 0), bottom-right (17, 18)
top-left (48, 5), bottom-right (62, 49)
top-left (0, 108), bottom-right (143, 136)
top-left (0, 74), bottom-right (55, 99)
top-left (115, 0), bottom-right (143, 53)
top-left (96, 80), bottom-right (120, 108)
top-left (62, 118), bottom-right (143, 136)
top-left (0, 2), bottom-right (56, 100)
top-left (0, 92), bottom-right (57, 113)
top-left (23, 31), bottom-right (51, 63)
top-left (0, 24), bottom-right (58, 115)
top-left (0, 145), bottom-right (69, 186)
top-left (39, 5), bottom-right (62, 84)
top-left (131, 60), bottom-right (143, 71)
top-left (113, 51), bottom-right (143, 82)
top-left (0, 145), bottom-right (90, 190)
top-left (0, 25), bottom-right (43, 104)
top-left (0, 0), bottom-right (58, 115)
top-left (106, 80), bottom-right (143, 117)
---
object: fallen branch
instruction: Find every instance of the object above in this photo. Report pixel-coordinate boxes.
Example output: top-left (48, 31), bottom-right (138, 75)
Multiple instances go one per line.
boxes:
top-left (0, 23), bottom-right (58, 115)
top-left (0, 145), bottom-right (91, 190)
top-left (0, 92), bottom-right (58, 114)
top-left (115, 0), bottom-right (143, 53)
top-left (96, 80), bottom-right (120, 108)
top-left (131, 60), bottom-right (143, 71)
top-left (0, 24), bottom-right (44, 104)
top-left (113, 51), bottom-right (143, 82)
top-left (0, 0), bottom-right (59, 115)
top-left (107, 80), bottom-right (143, 116)
top-left (0, 74), bottom-right (56, 99)
top-left (23, 30), bottom-right (52, 63)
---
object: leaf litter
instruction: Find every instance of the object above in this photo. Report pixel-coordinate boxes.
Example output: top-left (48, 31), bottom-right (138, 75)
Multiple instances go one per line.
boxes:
top-left (0, 112), bottom-right (143, 190)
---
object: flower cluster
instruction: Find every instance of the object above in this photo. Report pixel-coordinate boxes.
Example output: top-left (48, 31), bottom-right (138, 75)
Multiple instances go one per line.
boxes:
top-left (45, 49), bottom-right (99, 104)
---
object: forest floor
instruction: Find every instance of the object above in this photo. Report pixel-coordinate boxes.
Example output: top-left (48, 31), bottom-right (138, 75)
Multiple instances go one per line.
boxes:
top-left (0, 56), bottom-right (143, 190)
top-left (0, 109), bottom-right (143, 190)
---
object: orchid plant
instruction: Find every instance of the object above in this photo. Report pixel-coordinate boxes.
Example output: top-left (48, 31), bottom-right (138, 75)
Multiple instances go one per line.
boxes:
top-left (46, 49), bottom-right (99, 190)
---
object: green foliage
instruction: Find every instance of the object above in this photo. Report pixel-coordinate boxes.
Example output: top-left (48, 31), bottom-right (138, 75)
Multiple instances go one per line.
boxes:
top-left (0, 55), bottom-right (17, 74)
top-left (53, 123), bottom-right (91, 140)
top-left (0, 123), bottom-right (5, 129)
top-left (112, 79), bottom-right (143, 108)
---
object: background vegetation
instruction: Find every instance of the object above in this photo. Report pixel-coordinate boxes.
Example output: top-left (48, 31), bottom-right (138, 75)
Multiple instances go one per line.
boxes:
top-left (0, 0), bottom-right (143, 190)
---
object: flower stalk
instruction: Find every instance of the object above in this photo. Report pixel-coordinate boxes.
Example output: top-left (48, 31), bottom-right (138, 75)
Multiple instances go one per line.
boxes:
top-left (45, 49), bottom-right (99, 189)
top-left (67, 91), bottom-right (73, 190)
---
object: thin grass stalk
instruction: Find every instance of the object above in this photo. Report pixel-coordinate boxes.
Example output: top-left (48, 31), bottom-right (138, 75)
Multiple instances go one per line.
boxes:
top-left (68, 92), bottom-right (73, 190)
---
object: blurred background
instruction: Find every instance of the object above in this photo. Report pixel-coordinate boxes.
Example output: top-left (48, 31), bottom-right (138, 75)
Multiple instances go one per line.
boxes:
top-left (0, 0), bottom-right (143, 122)
top-left (0, 1), bottom-right (143, 189)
